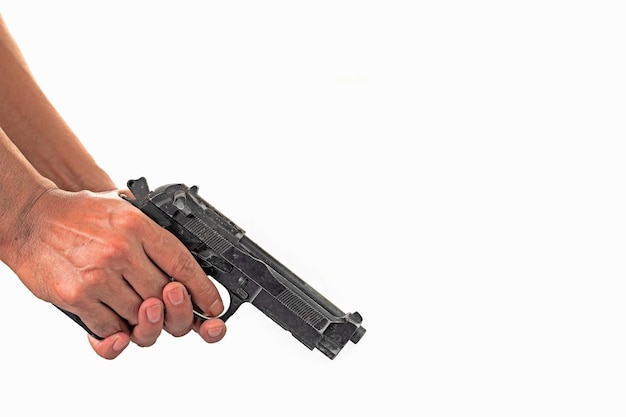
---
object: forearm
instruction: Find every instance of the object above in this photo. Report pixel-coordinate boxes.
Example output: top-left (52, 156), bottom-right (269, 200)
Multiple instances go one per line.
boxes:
top-left (0, 127), bottom-right (57, 264)
top-left (0, 14), bottom-right (115, 192)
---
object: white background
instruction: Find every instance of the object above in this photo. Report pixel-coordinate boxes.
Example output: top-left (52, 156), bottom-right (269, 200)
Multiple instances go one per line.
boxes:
top-left (0, 1), bottom-right (625, 416)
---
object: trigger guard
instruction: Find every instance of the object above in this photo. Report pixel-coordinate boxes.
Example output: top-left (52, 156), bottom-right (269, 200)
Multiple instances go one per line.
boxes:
top-left (219, 292), bottom-right (245, 322)
top-left (192, 289), bottom-right (244, 322)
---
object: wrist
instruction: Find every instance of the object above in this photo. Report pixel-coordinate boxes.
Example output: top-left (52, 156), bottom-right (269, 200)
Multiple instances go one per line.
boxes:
top-left (0, 179), bottom-right (57, 269)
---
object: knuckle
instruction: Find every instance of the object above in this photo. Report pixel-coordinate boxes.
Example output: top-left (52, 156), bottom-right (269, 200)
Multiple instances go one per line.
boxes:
top-left (58, 284), bottom-right (84, 307)
top-left (111, 208), bottom-right (144, 232)
top-left (54, 274), bottom-right (93, 307)
top-left (169, 252), bottom-right (197, 279)
top-left (94, 239), bottom-right (130, 264)
top-left (80, 269), bottom-right (107, 288)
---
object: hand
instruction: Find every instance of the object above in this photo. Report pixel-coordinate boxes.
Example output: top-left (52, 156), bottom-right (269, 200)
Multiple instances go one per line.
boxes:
top-left (88, 282), bottom-right (227, 359)
top-left (11, 188), bottom-right (226, 358)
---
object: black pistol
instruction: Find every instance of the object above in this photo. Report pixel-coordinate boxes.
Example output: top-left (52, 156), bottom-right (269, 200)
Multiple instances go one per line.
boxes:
top-left (62, 177), bottom-right (366, 359)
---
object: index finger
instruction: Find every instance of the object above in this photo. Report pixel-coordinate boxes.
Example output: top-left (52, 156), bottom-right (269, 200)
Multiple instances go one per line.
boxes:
top-left (142, 221), bottom-right (224, 317)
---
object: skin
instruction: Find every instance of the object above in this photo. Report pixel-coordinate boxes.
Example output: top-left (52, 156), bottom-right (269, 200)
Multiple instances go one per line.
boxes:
top-left (0, 14), bottom-right (226, 359)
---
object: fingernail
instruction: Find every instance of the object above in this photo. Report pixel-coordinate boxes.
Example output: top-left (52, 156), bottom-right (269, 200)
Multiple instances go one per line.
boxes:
top-left (113, 336), bottom-right (129, 352)
top-left (147, 304), bottom-right (162, 323)
top-left (167, 286), bottom-right (185, 306)
top-left (207, 323), bottom-right (224, 338)
top-left (209, 299), bottom-right (224, 316)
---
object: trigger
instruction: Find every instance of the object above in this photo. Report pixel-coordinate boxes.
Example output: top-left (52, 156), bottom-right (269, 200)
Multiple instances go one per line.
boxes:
top-left (218, 294), bottom-right (245, 322)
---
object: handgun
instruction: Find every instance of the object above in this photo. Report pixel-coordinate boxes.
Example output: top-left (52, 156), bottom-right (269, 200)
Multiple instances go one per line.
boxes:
top-left (61, 177), bottom-right (365, 359)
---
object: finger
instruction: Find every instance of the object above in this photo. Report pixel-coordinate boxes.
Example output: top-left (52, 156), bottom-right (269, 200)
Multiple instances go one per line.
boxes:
top-left (143, 225), bottom-right (224, 317)
top-left (88, 332), bottom-right (131, 360)
top-left (78, 302), bottom-right (132, 338)
top-left (120, 262), bottom-right (171, 301)
top-left (88, 281), bottom-right (144, 328)
top-left (117, 189), bottom-right (133, 199)
top-left (162, 281), bottom-right (194, 337)
top-left (194, 318), bottom-right (227, 344)
top-left (130, 298), bottom-right (164, 347)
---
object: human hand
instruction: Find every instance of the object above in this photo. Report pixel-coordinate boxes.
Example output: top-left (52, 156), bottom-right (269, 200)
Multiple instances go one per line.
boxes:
top-left (87, 281), bottom-right (227, 359)
top-left (9, 188), bottom-right (226, 359)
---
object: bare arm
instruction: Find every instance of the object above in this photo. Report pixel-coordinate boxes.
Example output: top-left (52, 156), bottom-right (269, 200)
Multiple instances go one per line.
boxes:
top-left (0, 14), bottom-right (114, 192)
top-left (0, 13), bottom-right (226, 359)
